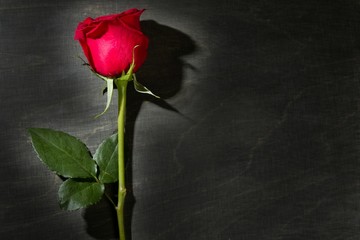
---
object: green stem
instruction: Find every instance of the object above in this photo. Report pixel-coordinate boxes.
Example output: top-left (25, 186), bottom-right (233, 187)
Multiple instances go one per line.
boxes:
top-left (116, 80), bottom-right (128, 240)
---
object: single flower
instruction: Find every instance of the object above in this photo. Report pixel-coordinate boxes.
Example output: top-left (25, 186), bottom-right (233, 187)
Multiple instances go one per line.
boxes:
top-left (74, 8), bottom-right (149, 77)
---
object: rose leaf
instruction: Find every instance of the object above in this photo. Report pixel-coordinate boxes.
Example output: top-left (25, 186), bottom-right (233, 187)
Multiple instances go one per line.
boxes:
top-left (93, 134), bottom-right (118, 183)
top-left (58, 179), bottom-right (104, 211)
top-left (28, 128), bottom-right (97, 178)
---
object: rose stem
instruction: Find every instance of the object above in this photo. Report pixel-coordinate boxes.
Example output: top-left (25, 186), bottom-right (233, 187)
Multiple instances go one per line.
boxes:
top-left (116, 80), bottom-right (128, 240)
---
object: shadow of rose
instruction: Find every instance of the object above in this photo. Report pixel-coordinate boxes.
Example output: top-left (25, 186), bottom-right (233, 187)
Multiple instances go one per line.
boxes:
top-left (83, 20), bottom-right (196, 240)
top-left (137, 20), bottom-right (197, 99)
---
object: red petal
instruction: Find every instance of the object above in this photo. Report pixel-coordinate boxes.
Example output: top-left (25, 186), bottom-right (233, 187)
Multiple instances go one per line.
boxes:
top-left (119, 9), bottom-right (144, 31)
top-left (86, 21), bottom-right (108, 39)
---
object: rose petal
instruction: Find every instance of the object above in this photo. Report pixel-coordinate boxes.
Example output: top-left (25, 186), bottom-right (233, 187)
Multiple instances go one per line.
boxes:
top-left (86, 20), bottom-right (147, 76)
top-left (74, 9), bottom-right (148, 77)
top-left (119, 9), bottom-right (144, 31)
top-left (74, 17), bottom-right (93, 40)
top-left (94, 13), bottom-right (118, 22)
top-left (86, 21), bottom-right (108, 39)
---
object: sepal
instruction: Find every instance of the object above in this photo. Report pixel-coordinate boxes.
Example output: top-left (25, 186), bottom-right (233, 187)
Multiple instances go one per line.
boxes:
top-left (95, 77), bottom-right (114, 118)
top-left (115, 45), bottom-right (138, 83)
top-left (133, 74), bottom-right (160, 98)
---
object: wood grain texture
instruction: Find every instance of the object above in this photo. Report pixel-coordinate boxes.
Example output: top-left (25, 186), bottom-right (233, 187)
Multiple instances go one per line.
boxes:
top-left (1, 0), bottom-right (359, 239)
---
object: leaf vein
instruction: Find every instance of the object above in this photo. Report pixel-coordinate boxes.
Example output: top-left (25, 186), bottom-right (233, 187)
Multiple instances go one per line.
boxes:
top-left (35, 131), bottom-right (94, 178)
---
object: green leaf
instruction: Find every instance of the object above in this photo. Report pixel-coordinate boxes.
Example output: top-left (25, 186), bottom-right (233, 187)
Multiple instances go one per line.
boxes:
top-left (95, 78), bottom-right (114, 118)
top-left (133, 74), bottom-right (160, 98)
top-left (93, 134), bottom-right (118, 183)
top-left (58, 179), bottom-right (104, 210)
top-left (28, 128), bottom-right (97, 178)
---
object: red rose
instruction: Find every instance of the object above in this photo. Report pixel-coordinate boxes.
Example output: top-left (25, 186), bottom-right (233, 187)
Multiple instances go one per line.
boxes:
top-left (74, 9), bottom-right (149, 77)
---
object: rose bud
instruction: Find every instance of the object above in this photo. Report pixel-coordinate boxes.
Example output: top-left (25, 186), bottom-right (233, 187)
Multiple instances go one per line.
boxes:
top-left (74, 8), bottom-right (149, 77)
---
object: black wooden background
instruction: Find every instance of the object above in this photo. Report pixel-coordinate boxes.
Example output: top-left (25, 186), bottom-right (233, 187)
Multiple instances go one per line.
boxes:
top-left (1, 0), bottom-right (359, 239)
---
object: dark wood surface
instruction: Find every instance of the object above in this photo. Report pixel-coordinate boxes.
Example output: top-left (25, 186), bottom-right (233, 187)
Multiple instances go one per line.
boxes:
top-left (1, 0), bottom-right (359, 239)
